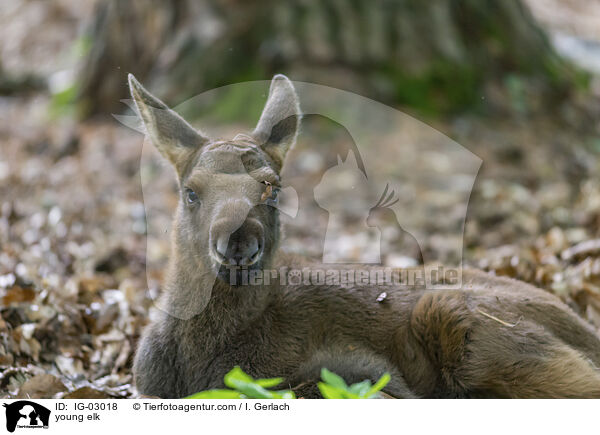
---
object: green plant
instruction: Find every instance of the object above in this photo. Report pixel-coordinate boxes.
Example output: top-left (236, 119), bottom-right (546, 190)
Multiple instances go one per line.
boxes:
top-left (318, 368), bottom-right (390, 399)
top-left (185, 366), bottom-right (391, 399)
top-left (186, 367), bottom-right (295, 399)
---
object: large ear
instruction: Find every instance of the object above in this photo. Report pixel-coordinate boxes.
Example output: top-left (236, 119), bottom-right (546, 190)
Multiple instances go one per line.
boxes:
top-left (253, 74), bottom-right (301, 171)
top-left (128, 74), bottom-right (208, 175)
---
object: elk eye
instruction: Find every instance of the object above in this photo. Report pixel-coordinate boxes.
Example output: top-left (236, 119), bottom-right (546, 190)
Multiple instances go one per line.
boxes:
top-left (185, 188), bottom-right (199, 205)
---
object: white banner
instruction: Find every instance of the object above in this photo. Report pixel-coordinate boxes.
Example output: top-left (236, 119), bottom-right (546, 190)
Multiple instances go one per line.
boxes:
top-left (0, 399), bottom-right (596, 435)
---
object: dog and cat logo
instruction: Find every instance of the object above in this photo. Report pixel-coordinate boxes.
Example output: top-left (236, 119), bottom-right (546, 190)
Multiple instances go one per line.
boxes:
top-left (2, 401), bottom-right (50, 432)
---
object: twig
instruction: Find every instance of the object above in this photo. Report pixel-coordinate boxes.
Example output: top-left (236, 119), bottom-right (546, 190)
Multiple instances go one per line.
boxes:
top-left (477, 309), bottom-right (521, 328)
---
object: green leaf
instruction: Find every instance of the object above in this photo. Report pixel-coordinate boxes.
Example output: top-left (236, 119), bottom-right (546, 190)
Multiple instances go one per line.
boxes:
top-left (255, 377), bottom-right (284, 388)
top-left (348, 380), bottom-right (372, 397)
top-left (320, 368), bottom-right (348, 390)
top-left (318, 382), bottom-right (346, 399)
top-left (219, 367), bottom-right (296, 399)
top-left (365, 373), bottom-right (391, 398)
top-left (235, 383), bottom-right (278, 399)
top-left (224, 366), bottom-right (254, 387)
top-left (277, 390), bottom-right (296, 399)
top-left (226, 378), bottom-right (269, 398)
top-left (185, 389), bottom-right (243, 399)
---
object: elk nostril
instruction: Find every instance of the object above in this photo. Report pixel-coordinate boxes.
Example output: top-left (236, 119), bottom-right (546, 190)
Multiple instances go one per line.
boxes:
top-left (211, 237), bottom-right (228, 264)
top-left (212, 234), bottom-right (262, 266)
top-left (215, 236), bottom-right (228, 258)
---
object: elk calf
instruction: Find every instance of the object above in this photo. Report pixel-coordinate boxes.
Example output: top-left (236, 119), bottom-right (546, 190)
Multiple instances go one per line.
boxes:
top-left (130, 74), bottom-right (600, 398)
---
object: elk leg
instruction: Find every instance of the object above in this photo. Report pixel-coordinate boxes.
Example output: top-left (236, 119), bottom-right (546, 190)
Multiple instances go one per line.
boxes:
top-left (461, 327), bottom-right (600, 398)
top-left (409, 291), bottom-right (600, 398)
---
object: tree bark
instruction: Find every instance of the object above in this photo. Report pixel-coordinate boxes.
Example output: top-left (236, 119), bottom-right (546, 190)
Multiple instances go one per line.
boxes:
top-left (76, 0), bottom-right (580, 117)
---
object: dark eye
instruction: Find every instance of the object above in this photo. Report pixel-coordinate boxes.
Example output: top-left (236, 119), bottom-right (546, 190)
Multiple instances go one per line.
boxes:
top-left (185, 188), bottom-right (199, 205)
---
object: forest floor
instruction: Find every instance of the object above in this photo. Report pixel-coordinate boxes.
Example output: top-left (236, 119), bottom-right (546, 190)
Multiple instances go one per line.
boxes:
top-left (1, 1), bottom-right (600, 398)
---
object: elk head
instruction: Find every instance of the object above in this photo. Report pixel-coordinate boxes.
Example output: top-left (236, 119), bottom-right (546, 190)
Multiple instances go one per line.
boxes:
top-left (129, 74), bottom-right (301, 285)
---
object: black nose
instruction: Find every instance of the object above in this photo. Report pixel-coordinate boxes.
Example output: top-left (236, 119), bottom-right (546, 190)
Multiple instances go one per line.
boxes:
top-left (213, 232), bottom-right (261, 266)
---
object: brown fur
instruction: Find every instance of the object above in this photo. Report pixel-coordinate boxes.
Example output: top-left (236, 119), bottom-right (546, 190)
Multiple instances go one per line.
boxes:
top-left (129, 74), bottom-right (600, 398)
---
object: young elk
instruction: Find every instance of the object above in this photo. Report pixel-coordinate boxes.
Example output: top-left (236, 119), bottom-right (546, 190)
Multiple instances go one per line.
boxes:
top-left (130, 74), bottom-right (600, 398)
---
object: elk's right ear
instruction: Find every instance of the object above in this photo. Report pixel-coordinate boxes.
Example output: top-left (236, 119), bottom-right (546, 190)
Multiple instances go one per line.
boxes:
top-left (128, 74), bottom-right (208, 174)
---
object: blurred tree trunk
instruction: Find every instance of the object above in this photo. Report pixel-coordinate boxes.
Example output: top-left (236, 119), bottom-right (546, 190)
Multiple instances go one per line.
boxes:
top-left (76, 0), bottom-right (581, 118)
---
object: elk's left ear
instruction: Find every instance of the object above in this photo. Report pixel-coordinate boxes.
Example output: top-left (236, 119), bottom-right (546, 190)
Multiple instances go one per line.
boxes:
top-left (253, 75), bottom-right (301, 171)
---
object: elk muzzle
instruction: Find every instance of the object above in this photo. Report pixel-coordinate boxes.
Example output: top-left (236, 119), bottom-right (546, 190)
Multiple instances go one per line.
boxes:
top-left (209, 200), bottom-right (265, 269)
